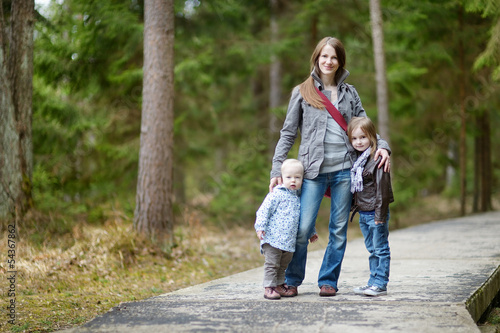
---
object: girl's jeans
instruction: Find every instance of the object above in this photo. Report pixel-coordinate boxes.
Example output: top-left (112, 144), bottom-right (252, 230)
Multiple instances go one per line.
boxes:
top-left (358, 210), bottom-right (391, 289)
top-left (285, 170), bottom-right (352, 290)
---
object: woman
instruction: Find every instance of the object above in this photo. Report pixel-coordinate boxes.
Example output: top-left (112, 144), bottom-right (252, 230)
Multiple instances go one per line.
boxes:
top-left (269, 37), bottom-right (391, 297)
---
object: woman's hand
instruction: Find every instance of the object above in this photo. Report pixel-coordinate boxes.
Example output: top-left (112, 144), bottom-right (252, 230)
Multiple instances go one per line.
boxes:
top-left (269, 177), bottom-right (282, 192)
top-left (257, 230), bottom-right (265, 240)
top-left (375, 148), bottom-right (391, 173)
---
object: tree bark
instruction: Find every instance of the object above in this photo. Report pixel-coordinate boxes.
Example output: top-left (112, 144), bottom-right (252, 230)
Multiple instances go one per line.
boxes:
top-left (0, 0), bottom-right (34, 219)
top-left (134, 0), bottom-right (175, 243)
top-left (369, 0), bottom-right (390, 146)
top-left (479, 110), bottom-right (492, 211)
top-left (269, 0), bottom-right (282, 157)
top-left (310, 15), bottom-right (318, 50)
top-left (458, 7), bottom-right (467, 216)
top-left (473, 109), bottom-right (492, 212)
top-left (473, 132), bottom-right (480, 212)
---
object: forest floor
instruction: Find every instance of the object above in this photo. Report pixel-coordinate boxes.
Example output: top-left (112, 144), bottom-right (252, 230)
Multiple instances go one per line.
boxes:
top-left (0, 195), bottom-right (499, 333)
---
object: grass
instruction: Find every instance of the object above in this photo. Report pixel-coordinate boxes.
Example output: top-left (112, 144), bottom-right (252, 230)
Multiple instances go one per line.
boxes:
top-left (489, 308), bottom-right (500, 324)
top-left (479, 307), bottom-right (500, 332)
top-left (0, 194), bottom-right (498, 333)
top-left (0, 209), bottom-right (263, 333)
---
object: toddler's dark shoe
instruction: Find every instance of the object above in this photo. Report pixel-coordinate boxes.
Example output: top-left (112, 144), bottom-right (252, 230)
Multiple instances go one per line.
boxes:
top-left (276, 284), bottom-right (297, 297)
top-left (275, 284), bottom-right (287, 296)
top-left (264, 287), bottom-right (281, 300)
top-left (284, 285), bottom-right (298, 297)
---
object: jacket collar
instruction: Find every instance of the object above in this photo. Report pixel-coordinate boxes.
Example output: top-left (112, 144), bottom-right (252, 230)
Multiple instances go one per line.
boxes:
top-left (311, 67), bottom-right (350, 90)
top-left (275, 184), bottom-right (300, 196)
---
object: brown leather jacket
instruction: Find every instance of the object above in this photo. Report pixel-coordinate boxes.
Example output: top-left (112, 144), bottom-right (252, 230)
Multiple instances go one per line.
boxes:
top-left (352, 156), bottom-right (394, 222)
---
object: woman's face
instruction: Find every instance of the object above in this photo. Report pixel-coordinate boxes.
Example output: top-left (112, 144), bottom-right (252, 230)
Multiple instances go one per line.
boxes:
top-left (318, 44), bottom-right (339, 80)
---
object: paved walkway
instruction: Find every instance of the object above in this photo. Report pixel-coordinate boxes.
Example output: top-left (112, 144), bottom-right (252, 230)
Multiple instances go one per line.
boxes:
top-left (64, 211), bottom-right (500, 332)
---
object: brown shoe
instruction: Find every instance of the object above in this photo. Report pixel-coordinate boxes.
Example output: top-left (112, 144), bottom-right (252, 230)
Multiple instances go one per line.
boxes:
top-left (319, 285), bottom-right (337, 297)
top-left (280, 284), bottom-right (298, 297)
top-left (275, 284), bottom-right (288, 296)
top-left (264, 287), bottom-right (281, 300)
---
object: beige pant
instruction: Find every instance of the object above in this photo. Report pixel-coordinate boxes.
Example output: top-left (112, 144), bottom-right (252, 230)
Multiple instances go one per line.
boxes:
top-left (262, 243), bottom-right (293, 287)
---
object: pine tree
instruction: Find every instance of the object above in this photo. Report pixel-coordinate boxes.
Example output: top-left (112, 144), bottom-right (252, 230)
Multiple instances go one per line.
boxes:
top-left (134, 0), bottom-right (175, 243)
top-left (0, 0), bottom-right (34, 219)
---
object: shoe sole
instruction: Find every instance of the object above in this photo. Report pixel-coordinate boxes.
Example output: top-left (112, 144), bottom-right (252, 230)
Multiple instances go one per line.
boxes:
top-left (264, 295), bottom-right (281, 300)
top-left (353, 287), bottom-right (370, 295)
top-left (319, 290), bottom-right (336, 297)
top-left (319, 286), bottom-right (337, 297)
top-left (363, 291), bottom-right (387, 297)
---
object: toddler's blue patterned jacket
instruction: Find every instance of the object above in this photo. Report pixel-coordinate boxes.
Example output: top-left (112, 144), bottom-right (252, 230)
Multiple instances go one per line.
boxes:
top-left (255, 185), bottom-right (300, 253)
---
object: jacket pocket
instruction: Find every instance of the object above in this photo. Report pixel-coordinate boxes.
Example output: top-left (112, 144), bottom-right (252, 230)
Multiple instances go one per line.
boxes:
top-left (298, 145), bottom-right (309, 172)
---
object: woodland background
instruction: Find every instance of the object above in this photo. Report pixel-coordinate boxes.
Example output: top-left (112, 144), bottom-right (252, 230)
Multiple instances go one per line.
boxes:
top-left (0, 0), bottom-right (499, 331)
top-left (30, 0), bottom-right (500, 228)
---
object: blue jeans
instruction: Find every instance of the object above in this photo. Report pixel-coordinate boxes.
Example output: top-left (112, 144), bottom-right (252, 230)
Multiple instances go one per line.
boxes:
top-left (285, 170), bottom-right (352, 290)
top-left (358, 211), bottom-right (391, 289)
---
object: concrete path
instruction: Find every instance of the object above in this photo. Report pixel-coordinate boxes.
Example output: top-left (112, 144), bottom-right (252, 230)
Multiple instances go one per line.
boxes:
top-left (64, 211), bottom-right (500, 332)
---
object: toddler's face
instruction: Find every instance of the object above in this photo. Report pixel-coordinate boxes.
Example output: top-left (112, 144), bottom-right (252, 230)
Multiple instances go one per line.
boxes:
top-left (282, 166), bottom-right (303, 191)
top-left (350, 126), bottom-right (371, 152)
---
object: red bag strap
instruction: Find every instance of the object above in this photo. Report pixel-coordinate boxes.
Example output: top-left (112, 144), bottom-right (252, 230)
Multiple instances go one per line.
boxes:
top-left (314, 86), bottom-right (347, 132)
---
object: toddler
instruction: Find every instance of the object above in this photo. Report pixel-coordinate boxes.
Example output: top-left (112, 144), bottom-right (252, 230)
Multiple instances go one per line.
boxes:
top-left (255, 159), bottom-right (316, 300)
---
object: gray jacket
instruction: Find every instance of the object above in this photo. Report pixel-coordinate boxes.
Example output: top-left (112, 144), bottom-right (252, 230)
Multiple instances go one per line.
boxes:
top-left (271, 69), bottom-right (390, 180)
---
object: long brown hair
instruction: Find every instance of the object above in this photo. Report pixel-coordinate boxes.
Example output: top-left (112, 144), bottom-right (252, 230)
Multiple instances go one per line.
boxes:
top-left (347, 117), bottom-right (377, 160)
top-left (299, 37), bottom-right (346, 109)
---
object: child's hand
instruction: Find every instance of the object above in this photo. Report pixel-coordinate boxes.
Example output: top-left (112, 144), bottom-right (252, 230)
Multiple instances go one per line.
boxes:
top-left (375, 221), bottom-right (385, 225)
top-left (257, 230), bottom-right (265, 240)
top-left (309, 234), bottom-right (318, 243)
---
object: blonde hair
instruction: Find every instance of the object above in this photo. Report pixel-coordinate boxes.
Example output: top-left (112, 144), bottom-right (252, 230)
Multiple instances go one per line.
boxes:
top-left (299, 37), bottom-right (346, 109)
top-left (347, 117), bottom-right (377, 159)
top-left (281, 159), bottom-right (304, 174)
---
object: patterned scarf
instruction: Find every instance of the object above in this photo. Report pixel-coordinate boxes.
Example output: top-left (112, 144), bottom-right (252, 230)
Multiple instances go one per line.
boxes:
top-left (350, 147), bottom-right (371, 193)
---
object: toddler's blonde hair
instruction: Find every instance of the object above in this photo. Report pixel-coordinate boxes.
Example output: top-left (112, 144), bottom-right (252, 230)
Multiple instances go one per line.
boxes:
top-left (281, 159), bottom-right (304, 174)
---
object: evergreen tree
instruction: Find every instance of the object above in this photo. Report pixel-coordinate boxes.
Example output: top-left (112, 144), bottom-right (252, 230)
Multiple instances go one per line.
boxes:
top-left (134, 0), bottom-right (175, 243)
top-left (0, 0), bottom-right (34, 219)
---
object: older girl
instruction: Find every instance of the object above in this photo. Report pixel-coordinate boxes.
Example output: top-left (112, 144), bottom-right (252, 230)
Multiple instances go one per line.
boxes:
top-left (348, 117), bottom-right (394, 297)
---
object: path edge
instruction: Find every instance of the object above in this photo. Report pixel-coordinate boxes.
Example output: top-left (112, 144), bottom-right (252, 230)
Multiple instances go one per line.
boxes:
top-left (466, 264), bottom-right (500, 322)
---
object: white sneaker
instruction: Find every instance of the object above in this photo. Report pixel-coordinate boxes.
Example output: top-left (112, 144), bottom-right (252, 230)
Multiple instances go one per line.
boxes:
top-left (363, 286), bottom-right (387, 297)
top-left (353, 285), bottom-right (371, 295)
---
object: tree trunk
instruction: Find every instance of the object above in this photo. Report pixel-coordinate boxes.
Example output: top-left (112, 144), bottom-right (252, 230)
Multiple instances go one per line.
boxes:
top-left (473, 109), bottom-right (492, 212)
top-left (269, 0), bottom-right (281, 157)
top-left (0, 0), bottom-right (34, 219)
top-left (458, 7), bottom-right (467, 216)
top-left (472, 132), bottom-right (480, 213)
top-left (134, 0), bottom-right (175, 244)
top-left (478, 110), bottom-right (492, 211)
top-left (310, 15), bottom-right (318, 50)
top-left (369, 0), bottom-right (390, 146)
